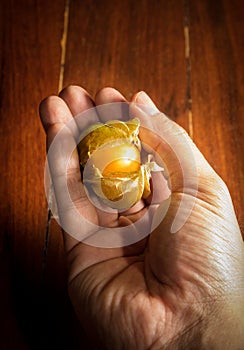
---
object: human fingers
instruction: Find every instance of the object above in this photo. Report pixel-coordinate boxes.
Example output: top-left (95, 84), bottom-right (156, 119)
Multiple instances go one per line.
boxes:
top-left (130, 92), bottom-right (221, 234)
top-left (40, 95), bottom-right (77, 138)
top-left (59, 85), bottom-right (100, 133)
top-left (95, 87), bottom-right (126, 105)
top-left (59, 85), bottom-right (95, 116)
top-left (95, 87), bottom-right (128, 122)
top-left (58, 86), bottom-right (120, 227)
top-left (40, 95), bottom-right (99, 252)
top-left (131, 91), bottom-right (216, 193)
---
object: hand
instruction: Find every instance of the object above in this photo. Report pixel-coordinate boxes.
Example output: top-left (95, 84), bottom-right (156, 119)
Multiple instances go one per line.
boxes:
top-left (40, 86), bottom-right (244, 349)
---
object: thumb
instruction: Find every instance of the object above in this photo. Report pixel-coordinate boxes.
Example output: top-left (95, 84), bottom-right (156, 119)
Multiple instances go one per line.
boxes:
top-left (131, 92), bottom-right (243, 292)
top-left (131, 92), bottom-right (205, 233)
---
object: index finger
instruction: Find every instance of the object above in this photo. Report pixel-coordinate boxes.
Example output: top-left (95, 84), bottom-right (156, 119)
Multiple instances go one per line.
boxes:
top-left (129, 93), bottom-right (200, 233)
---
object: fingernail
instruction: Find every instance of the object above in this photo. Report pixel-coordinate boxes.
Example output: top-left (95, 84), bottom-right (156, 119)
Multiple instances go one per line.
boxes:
top-left (134, 91), bottom-right (159, 114)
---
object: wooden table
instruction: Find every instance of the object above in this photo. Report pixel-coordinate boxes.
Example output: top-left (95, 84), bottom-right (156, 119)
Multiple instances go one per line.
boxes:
top-left (1, 0), bottom-right (243, 348)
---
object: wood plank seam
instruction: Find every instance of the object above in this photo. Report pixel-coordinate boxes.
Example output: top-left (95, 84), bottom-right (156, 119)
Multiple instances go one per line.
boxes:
top-left (58, 0), bottom-right (70, 93)
top-left (184, 0), bottom-right (193, 139)
top-left (43, 0), bottom-right (70, 280)
top-left (42, 208), bottom-right (52, 280)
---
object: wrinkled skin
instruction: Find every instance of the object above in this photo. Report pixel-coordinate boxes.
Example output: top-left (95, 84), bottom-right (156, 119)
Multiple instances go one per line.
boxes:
top-left (40, 86), bottom-right (244, 350)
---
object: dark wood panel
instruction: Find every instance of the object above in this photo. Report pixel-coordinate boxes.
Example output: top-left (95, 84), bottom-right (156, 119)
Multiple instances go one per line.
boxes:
top-left (189, 0), bottom-right (244, 231)
top-left (0, 254), bottom-right (28, 349)
top-left (63, 0), bottom-right (189, 129)
top-left (0, 0), bottom-right (66, 347)
top-left (44, 218), bottom-right (91, 348)
top-left (0, 0), bottom-right (65, 280)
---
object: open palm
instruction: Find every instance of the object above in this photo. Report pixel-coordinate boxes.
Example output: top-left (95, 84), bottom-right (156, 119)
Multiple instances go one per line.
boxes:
top-left (40, 86), bottom-right (244, 349)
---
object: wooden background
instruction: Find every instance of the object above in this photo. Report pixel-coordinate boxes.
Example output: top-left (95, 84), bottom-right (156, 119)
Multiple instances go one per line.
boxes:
top-left (0, 0), bottom-right (243, 348)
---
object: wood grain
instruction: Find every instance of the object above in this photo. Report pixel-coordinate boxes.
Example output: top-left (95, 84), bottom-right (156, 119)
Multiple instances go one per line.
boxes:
top-left (62, 0), bottom-right (189, 129)
top-left (0, 0), bottom-right (66, 347)
top-left (0, 0), bottom-right (65, 280)
top-left (189, 0), bottom-right (244, 230)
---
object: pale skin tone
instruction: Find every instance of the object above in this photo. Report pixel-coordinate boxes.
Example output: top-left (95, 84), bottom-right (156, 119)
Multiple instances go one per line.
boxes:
top-left (40, 86), bottom-right (244, 349)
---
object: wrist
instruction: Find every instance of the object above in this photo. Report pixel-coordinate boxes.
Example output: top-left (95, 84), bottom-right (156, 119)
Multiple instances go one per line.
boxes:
top-left (202, 298), bottom-right (244, 349)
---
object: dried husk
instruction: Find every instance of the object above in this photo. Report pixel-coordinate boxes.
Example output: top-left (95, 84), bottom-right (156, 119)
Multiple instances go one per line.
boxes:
top-left (78, 118), bottom-right (163, 210)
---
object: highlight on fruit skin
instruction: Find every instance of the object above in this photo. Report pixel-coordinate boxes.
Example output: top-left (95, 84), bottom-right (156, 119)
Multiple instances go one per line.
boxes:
top-left (77, 118), bottom-right (163, 210)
